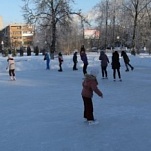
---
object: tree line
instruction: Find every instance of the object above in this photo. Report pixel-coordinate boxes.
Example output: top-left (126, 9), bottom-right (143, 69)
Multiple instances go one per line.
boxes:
top-left (22, 0), bottom-right (151, 57)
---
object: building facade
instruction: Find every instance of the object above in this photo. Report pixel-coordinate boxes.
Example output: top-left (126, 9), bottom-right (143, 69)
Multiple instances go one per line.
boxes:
top-left (0, 16), bottom-right (3, 30)
top-left (1, 23), bottom-right (34, 49)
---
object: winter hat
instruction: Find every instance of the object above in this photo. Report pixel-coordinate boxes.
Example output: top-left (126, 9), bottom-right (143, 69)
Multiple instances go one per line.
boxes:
top-left (90, 68), bottom-right (99, 77)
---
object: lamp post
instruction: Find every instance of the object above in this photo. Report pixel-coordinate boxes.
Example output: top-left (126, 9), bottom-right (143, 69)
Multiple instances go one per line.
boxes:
top-left (117, 36), bottom-right (120, 47)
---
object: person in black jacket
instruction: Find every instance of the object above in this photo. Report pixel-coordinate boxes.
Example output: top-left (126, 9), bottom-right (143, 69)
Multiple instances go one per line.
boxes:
top-left (27, 45), bottom-right (31, 56)
top-left (111, 51), bottom-right (122, 81)
top-left (121, 51), bottom-right (134, 72)
top-left (73, 51), bottom-right (78, 70)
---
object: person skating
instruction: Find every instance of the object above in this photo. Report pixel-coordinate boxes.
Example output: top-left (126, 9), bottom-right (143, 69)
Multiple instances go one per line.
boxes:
top-left (58, 52), bottom-right (63, 72)
top-left (111, 51), bottom-right (122, 81)
top-left (99, 51), bottom-right (109, 79)
top-left (27, 45), bottom-right (31, 56)
top-left (44, 51), bottom-right (50, 70)
top-left (80, 45), bottom-right (88, 75)
top-left (6, 55), bottom-right (16, 80)
top-left (81, 68), bottom-right (103, 125)
top-left (73, 51), bottom-right (78, 70)
top-left (121, 51), bottom-right (134, 72)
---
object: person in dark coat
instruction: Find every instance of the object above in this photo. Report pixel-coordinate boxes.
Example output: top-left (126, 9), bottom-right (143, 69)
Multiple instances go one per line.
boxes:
top-left (27, 45), bottom-right (31, 56)
top-left (58, 52), bottom-right (63, 72)
top-left (34, 46), bottom-right (39, 56)
top-left (111, 51), bottom-right (122, 81)
top-left (80, 45), bottom-right (88, 75)
top-left (99, 51), bottom-right (109, 79)
top-left (121, 51), bottom-right (134, 72)
top-left (73, 51), bottom-right (78, 70)
top-left (20, 46), bottom-right (24, 56)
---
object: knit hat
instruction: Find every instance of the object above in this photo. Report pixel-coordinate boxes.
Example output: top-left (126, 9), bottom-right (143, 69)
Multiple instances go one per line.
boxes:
top-left (90, 68), bottom-right (99, 77)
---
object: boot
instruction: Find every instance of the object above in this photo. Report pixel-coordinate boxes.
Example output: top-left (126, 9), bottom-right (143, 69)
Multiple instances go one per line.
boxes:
top-left (125, 69), bottom-right (129, 72)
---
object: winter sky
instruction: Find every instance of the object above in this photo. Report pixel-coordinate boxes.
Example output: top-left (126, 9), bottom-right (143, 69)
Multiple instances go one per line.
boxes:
top-left (0, 0), bottom-right (100, 26)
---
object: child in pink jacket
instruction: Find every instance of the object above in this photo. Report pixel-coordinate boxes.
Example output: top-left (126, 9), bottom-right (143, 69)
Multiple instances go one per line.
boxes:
top-left (81, 68), bottom-right (103, 125)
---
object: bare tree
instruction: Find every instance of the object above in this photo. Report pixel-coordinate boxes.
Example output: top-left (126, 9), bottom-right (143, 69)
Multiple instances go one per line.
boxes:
top-left (22, 0), bottom-right (85, 58)
top-left (123, 0), bottom-right (151, 54)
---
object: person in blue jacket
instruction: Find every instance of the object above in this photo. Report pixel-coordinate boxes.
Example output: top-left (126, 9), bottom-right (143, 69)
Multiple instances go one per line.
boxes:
top-left (44, 51), bottom-right (50, 70)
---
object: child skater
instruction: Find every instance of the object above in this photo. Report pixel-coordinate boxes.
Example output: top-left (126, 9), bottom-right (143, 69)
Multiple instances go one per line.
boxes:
top-left (58, 52), bottom-right (63, 72)
top-left (44, 51), bottom-right (50, 70)
top-left (81, 68), bottom-right (103, 125)
top-left (6, 55), bottom-right (16, 80)
top-left (73, 51), bottom-right (78, 70)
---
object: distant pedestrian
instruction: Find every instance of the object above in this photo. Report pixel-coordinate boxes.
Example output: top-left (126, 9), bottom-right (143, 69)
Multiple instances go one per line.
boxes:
top-left (80, 45), bottom-right (88, 75)
top-left (121, 51), bottom-right (134, 72)
top-left (6, 55), bottom-right (16, 80)
top-left (81, 68), bottom-right (103, 125)
top-left (58, 52), bottom-right (63, 72)
top-left (111, 51), bottom-right (122, 81)
top-left (34, 46), bottom-right (39, 56)
top-left (27, 45), bottom-right (31, 56)
top-left (44, 51), bottom-right (50, 70)
top-left (73, 51), bottom-right (78, 70)
top-left (20, 46), bottom-right (24, 56)
top-left (99, 51), bottom-right (109, 79)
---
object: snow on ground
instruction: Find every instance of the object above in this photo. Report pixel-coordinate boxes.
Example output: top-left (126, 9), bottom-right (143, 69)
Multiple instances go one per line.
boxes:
top-left (0, 52), bottom-right (151, 151)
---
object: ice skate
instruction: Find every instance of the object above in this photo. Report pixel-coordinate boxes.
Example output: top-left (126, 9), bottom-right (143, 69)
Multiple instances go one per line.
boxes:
top-left (88, 120), bottom-right (99, 125)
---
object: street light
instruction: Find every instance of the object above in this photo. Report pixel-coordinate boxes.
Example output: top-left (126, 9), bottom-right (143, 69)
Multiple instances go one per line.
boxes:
top-left (117, 36), bottom-right (120, 41)
top-left (117, 36), bottom-right (120, 47)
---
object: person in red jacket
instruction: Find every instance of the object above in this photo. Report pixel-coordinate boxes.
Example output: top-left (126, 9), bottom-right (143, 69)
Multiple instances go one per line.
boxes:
top-left (81, 68), bottom-right (103, 125)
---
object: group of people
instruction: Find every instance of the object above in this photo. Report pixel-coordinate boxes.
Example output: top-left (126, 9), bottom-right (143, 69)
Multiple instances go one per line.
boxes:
top-left (44, 51), bottom-right (64, 72)
top-left (80, 45), bottom-right (134, 125)
top-left (5, 47), bottom-right (134, 125)
top-left (100, 50), bottom-right (134, 81)
top-left (78, 45), bottom-right (134, 81)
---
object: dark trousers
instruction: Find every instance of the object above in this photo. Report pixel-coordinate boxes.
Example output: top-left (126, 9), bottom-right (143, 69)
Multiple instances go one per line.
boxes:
top-left (101, 66), bottom-right (107, 78)
top-left (46, 60), bottom-right (50, 69)
top-left (73, 62), bottom-right (77, 70)
top-left (83, 64), bottom-right (88, 75)
top-left (9, 69), bottom-right (15, 77)
top-left (125, 63), bottom-right (133, 70)
top-left (59, 62), bottom-right (62, 71)
top-left (113, 68), bottom-right (121, 79)
top-left (82, 96), bottom-right (94, 121)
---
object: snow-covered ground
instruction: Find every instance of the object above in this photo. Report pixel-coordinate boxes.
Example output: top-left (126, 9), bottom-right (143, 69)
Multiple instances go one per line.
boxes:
top-left (0, 52), bottom-right (151, 151)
